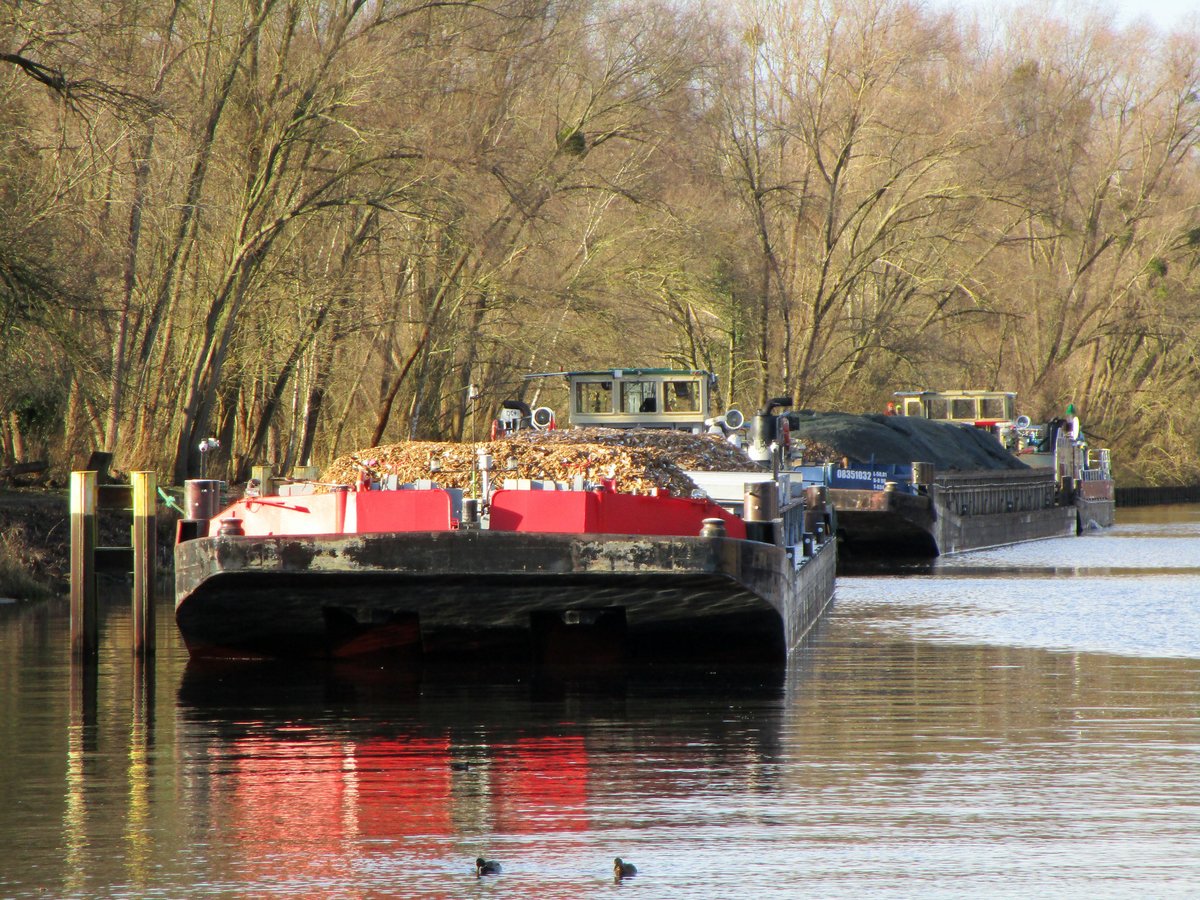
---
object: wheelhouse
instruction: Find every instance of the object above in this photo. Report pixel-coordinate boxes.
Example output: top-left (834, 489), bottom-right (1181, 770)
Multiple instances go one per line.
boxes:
top-left (893, 390), bottom-right (1016, 428)
top-left (532, 368), bottom-right (717, 430)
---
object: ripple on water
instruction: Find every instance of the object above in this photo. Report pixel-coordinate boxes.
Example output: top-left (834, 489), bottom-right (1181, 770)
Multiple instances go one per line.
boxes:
top-left (2, 509), bottom-right (1200, 898)
top-left (839, 572), bottom-right (1200, 659)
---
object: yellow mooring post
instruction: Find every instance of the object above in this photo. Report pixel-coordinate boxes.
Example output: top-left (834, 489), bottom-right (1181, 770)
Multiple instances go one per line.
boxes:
top-left (69, 471), bottom-right (98, 658)
top-left (131, 471), bottom-right (157, 656)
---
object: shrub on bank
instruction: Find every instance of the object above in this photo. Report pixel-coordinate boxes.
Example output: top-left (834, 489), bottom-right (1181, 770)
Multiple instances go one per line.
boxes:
top-left (0, 527), bottom-right (53, 602)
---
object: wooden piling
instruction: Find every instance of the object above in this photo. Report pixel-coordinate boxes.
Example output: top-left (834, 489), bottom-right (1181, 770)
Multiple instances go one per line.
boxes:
top-left (69, 471), bottom-right (98, 658)
top-left (71, 468), bottom-right (159, 656)
top-left (131, 471), bottom-right (157, 656)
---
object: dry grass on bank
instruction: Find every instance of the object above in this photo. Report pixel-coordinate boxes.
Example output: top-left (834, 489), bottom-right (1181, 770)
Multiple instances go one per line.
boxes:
top-left (0, 526), bottom-right (53, 602)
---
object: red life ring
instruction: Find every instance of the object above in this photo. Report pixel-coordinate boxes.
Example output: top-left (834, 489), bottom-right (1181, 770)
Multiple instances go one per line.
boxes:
top-left (779, 416), bottom-right (790, 447)
top-left (490, 418), bottom-right (501, 441)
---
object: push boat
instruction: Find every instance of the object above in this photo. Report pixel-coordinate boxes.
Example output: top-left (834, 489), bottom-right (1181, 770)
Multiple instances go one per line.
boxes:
top-left (783, 390), bottom-right (1114, 558)
top-left (174, 368), bottom-right (837, 665)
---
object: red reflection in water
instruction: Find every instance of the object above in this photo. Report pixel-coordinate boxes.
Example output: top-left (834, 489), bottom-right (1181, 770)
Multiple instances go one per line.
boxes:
top-left (224, 734), bottom-right (355, 885)
top-left (215, 729), bottom-right (588, 885)
top-left (355, 737), bottom-right (453, 838)
top-left (493, 736), bottom-right (588, 833)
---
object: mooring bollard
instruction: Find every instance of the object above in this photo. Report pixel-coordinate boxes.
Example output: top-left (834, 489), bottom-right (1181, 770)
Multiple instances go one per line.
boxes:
top-left (70, 471), bottom-right (98, 658)
top-left (131, 471), bottom-right (157, 656)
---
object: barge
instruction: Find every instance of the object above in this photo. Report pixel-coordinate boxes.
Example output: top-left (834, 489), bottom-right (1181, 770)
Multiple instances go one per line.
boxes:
top-left (174, 368), bottom-right (836, 665)
top-left (784, 390), bottom-right (1114, 558)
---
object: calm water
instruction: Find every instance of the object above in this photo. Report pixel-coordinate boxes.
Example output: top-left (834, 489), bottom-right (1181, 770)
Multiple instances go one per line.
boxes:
top-left (1, 506), bottom-right (1198, 898)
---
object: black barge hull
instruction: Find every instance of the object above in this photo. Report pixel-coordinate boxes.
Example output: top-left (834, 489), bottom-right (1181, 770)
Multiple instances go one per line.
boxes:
top-left (175, 530), bottom-right (836, 665)
top-left (831, 468), bottom-right (1077, 557)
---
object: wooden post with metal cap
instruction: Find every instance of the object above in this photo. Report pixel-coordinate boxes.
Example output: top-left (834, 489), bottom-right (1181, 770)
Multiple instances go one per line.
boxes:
top-left (131, 471), bottom-right (157, 656)
top-left (71, 468), bottom-right (159, 656)
top-left (69, 470), bottom-right (98, 658)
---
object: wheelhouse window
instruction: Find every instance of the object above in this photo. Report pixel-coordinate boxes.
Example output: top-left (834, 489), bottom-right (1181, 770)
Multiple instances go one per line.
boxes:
top-left (926, 396), bottom-right (950, 419)
top-left (951, 398), bottom-right (976, 419)
top-left (663, 380), bottom-right (700, 412)
top-left (620, 380), bottom-right (657, 413)
top-left (981, 396), bottom-right (1008, 419)
top-left (903, 398), bottom-right (924, 417)
top-left (575, 380), bottom-right (613, 414)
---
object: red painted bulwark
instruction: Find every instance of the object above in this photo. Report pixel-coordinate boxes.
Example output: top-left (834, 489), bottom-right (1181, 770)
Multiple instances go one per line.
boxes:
top-left (488, 490), bottom-right (596, 533)
top-left (211, 487), bottom-right (742, 539)
top-left (210, 490), bottom-right (453, 536)
top-left (597, 491), bottom-right (746, 538)
top-left (489, 490), bottom-right (746, 539)
top-left (349, 491), bottom-right (453, 532)
top-left (209, 493), bottom-right (339, 536)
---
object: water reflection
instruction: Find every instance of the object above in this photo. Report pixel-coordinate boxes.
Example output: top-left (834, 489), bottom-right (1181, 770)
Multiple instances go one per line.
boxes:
top-left (839, 509), bottom-right (1200, 660)
top-left (844, 505), bottom-right (1200, 578)
top-left (170, 662), bottom-right (791, 898)
top-left (777, 637), bottom-right (1200, 895)
top-left (159, 636), bottom-right (1200, 897)
top-left (1, 505), bottom-right (1199, 898)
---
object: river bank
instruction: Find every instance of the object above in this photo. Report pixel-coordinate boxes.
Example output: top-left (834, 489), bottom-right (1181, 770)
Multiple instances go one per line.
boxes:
top-left (0, 489), bottom-right (179, 600)
top-left (0, 489), bottom-right (69, 599)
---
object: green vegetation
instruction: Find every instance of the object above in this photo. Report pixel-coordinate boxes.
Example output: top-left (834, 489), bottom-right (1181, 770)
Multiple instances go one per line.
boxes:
top-left (1, 0), bottom-right (1198, 486)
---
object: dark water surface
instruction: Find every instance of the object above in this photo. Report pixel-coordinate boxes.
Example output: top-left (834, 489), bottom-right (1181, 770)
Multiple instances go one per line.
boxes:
top-left (2, 506), bottom-right (1198, 898)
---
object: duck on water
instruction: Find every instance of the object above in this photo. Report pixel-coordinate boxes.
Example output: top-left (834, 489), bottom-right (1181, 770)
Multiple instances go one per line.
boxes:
top-left (475, 858), bottom-right (501, 877)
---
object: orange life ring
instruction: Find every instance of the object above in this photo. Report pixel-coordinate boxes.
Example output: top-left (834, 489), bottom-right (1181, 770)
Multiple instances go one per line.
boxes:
top-left (490, 418), bottom-right (502, 440)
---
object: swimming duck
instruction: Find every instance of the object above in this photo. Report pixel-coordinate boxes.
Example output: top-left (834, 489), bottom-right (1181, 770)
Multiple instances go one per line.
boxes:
top-left (475, 857), bottom-right (501, 876)
top-left (613, 857), bottom-right (637, 879)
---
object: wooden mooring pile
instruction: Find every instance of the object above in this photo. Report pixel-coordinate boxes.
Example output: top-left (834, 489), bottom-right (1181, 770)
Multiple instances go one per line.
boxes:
top-left (69, 470), bottom-right (157, 659)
